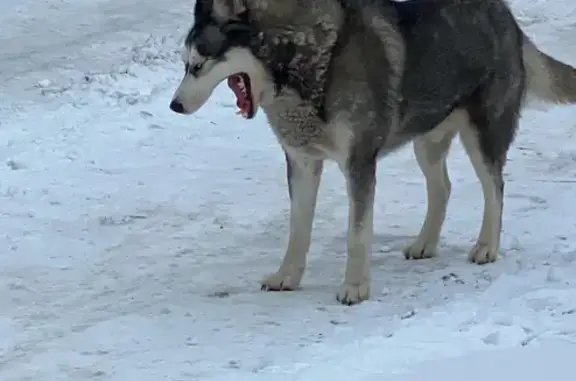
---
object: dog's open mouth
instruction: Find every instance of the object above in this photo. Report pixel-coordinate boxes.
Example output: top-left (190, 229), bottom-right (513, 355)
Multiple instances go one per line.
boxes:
top-left (227, 73), bottom-right (255, 119)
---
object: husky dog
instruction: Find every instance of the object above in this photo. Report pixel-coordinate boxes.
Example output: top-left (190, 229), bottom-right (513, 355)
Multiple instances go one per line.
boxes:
top-left (170, 0), bottom-right (576, 305)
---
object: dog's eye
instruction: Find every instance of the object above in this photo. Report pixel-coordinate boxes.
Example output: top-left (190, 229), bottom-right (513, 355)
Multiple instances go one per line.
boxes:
top-left (188, 62), bottom-right (204, 76)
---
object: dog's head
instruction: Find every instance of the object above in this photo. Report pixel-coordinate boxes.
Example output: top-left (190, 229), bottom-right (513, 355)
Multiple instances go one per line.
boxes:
top-left (170, 0), bottom-right (271, 119)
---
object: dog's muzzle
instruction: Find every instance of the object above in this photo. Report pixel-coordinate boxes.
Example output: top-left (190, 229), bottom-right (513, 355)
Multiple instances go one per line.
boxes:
top-left (169, 100), bottom-right (185, 114)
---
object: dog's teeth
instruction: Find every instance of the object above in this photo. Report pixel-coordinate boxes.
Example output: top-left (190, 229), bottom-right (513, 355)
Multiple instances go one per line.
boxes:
top-left (236, 109), bottom-right (249, 118)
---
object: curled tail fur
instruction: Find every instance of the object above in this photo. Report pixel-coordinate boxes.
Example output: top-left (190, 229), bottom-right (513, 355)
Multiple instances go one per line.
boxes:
top-left (523, 34), bottom-right (576, 104)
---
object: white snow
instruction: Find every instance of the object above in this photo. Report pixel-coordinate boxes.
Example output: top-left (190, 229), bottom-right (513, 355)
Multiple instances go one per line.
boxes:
top-left (1, 0), bottom-right (576, 380)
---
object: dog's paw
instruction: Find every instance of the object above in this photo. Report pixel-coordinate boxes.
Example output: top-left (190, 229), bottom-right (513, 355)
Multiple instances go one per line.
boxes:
top-left (468, 242), bottom-right (498, 264)
top-left (261, 270), bottom-right (302, 292)
top-left (336, 282), bottom-right (370, 306)
top-left (403, 238), bottom-right (438, 260)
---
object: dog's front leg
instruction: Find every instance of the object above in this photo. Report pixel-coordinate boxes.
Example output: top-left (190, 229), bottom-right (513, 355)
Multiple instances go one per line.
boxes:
top-left (261, 151), bottom-right (323, 292)
top-left (336, 152), bottom-right (376, 305)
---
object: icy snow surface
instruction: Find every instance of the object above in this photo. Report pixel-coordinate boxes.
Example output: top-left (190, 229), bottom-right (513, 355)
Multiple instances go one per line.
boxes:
top-left (1, 0), bottom-right (576, 380)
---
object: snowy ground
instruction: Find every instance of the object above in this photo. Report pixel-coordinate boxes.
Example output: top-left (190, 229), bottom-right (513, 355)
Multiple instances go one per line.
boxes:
top-left (1, 0), bottom-right (576, 380)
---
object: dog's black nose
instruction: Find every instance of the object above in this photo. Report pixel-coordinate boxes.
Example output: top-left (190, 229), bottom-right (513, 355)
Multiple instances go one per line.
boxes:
top-left (170, 100), bottom-right (185, 114)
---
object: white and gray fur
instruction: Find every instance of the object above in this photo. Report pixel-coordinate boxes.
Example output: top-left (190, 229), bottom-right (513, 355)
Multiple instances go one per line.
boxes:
top-left (170, 0), bottom-right (576, 305)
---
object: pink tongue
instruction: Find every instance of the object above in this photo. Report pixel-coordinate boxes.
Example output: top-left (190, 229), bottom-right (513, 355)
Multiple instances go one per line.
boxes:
top-left (227, 75), bottom-right (247, 111)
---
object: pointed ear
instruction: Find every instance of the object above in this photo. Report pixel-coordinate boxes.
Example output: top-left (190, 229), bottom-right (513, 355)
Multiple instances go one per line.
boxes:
top-left (230, 0), bottom-right (247, 15)
top-left (224, 0), bottom-right (249, 25)
top-left (212, 0), bottom-right (247, 22)
top-left (221, 21), bottom-right (251, 35)
top-left (220, 20), bottom-right (252, 47)
top-left (194, 0), bottom-right (213, 21)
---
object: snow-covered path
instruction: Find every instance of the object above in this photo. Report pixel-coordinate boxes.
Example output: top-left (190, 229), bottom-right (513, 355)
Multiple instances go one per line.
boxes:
top-left (0, 0), bottom-right (193, 105)
top-left (1, 1), bottom-right (576, 380)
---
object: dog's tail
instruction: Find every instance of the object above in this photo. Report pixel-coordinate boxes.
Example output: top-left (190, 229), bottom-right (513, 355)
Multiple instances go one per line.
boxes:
top-left (523, 34), bottom-right (576, 104)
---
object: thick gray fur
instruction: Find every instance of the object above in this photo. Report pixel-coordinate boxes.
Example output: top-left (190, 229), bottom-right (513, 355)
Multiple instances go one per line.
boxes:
top-left (171, 0), bottom-right (576, 305)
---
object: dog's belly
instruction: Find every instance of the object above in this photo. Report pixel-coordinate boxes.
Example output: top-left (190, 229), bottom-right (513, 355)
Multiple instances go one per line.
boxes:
top-left (422, 108), bottom-right (469, 143)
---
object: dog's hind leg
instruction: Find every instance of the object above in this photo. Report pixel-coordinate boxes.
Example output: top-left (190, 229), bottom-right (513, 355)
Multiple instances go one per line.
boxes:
top-left (261, 152), bottom-right (323, 292)
top-left (459, 100), bottom-right (519, 264)
top-left (336, 148), bottom-right (377, 305)
top-left (403, 113), bottom-right (460, 260)
top-left (458, 126), bottom-right (505, 264)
